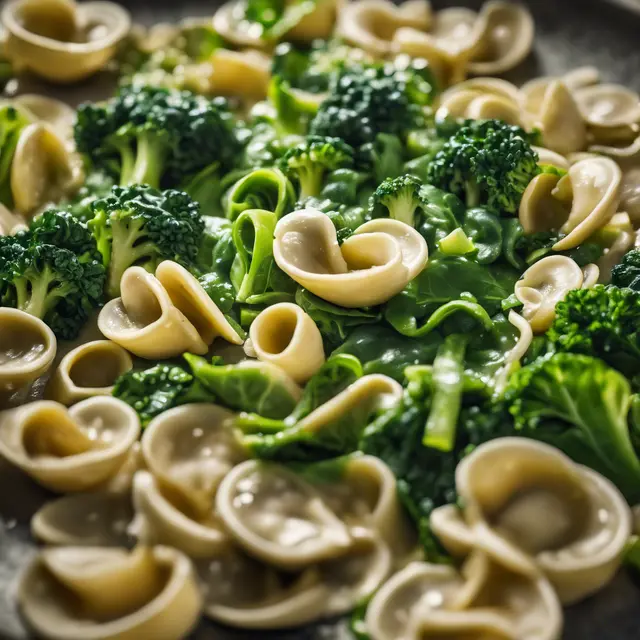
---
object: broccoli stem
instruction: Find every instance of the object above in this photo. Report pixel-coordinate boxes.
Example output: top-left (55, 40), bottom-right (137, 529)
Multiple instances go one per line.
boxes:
top-left (15, 267), bottom-right (71, 319)
top-left (128, 133), bottom-right (169, 189)
top-left (297, 165), bottom-right (323, 200)
top-left (465, 179), bottom-right (481, 208)
top-left (389, 193), bottom-right (418, 226)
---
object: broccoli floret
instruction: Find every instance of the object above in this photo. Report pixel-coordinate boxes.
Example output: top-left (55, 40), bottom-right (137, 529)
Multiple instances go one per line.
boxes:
top-left (268, 76), bottom-right (323, 135)
top-left (89, 184), bottom-right (204, 298)
top-left (279, 135), bottom-right (354, 199)
top-left (0, 104), bottom-right (31, 206)
top-left (74, 85), bottom-right (241, 189)
top-left (427, 119), bottom-right (540, 214)
top-left (612, 248), bottom-right (640, 290)
top-left (368, 174), bottom-right (422, 226)
top-left (309, 62), bottom-right (434, 148)
top-left (113, 364), bottom-right (211, 427)
top-left (0, 219), bottom-right (105, 339)
top-left (546, 285), bottom-right (640, 379)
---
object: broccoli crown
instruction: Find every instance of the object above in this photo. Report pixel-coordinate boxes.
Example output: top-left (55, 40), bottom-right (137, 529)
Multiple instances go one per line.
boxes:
top-left (368, 174), bottom-right (423, 227)
top-left (611, 248), bottom-right (640, 290)
top-left (426, 119), bottom-right (540, 214)
top-left (0, 223), bottom-right (105, 339)
top-left (112, 364), bottom-right (196, 427)
top-left (278, 135), bottom-right (354, 199)
top-left (90, 184), bottom-right (204, 298)
top-left (309, 62), bottom-right (433, 148)
top-left (74, 85), bottom-right (241, 189)
top-left (546, 284), bottom-right (640, 379)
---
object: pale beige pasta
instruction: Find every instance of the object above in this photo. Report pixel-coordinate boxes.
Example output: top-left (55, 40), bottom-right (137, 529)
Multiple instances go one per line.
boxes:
top-left (515, 256), bottom-right (584, 333)
top-left (209, 49), bottom-right (271, 101)
top-left (2, 0), bottom-right (131, 83)
top-left (595, 212), bottom-right (636, 283)
top-left (0, 397), bottom-right (140, 492)
top-left (574, 84), bottom-right (640, 129)
top-left (11, 94), bottom-right (77, 146)
top-left (274, 209), bottom-right (428, 308)
top-left (431, 438), bottom-right (632, 605)
top-left (0, 202), bottom-right (28, 236)
top-left (248, 302), bottom-right (325, 383)
top-left (98, 261), bottom-right (243, 360)
top-left (0, 308), bottom-right (56, 402)
top-left (10, 122), bottom-right (84, 216)
top-left (18, 545), bottom-right (202, 640)
top-left (45, 340), bottom-right (133, 406)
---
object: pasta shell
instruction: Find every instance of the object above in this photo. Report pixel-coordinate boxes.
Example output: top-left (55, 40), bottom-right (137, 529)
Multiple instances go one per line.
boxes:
top-left (518, 171), bottom-right (569, 234)
top-left (0, 308), bottom-right (56, 400)
top-left (0, 202), bottom-right (28, 236)
top-left (249, 302), bottom-right (325, 383)
top-left (141, 403), bottom-right (246, 521)
top-left (433, 438), bottom-right (632, 604)
top-left (2, 0), bottom-right (131, 83)
top-left (45, 340), bottom-right (133, 406)
top-left (274, 209), bottom-right (428, 308)
top-left (574, 84), bottom-right (640, 129)
top-left (18, 545), bottom-right (202, 640)
top-left (0, 396), bottom-right (140, 492)
top-left (12, 94), bottom-right (76, 146)
top-left (216, 459), bottom-right (354, 569)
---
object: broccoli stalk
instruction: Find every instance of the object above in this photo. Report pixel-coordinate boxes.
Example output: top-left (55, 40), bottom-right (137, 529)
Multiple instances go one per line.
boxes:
top-left (279, 135), bottom-right (354, 199)
top-left (89, 185), bottom-right (205, 298)
top-left (368, 174), bottom-right (422, 226)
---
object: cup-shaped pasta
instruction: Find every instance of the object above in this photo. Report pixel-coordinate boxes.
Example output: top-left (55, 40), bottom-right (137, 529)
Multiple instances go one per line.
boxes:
top-left (518, 171), bottom-right (570, 234)
top-left (249, 302), bottom-right (325, 383)
top-left (2, 0), bottom-right (131, 83)
top-left (45, 340), bottom-right (133, 406)
top-left (337, 0), bottom-right (431, 57)
top-left (18, 545), bottom-right (202, 640)
top-left (596, 212), bottom-right (635, 284)
top-left (574, 84), bottom-right (640, 129)
top-left (209, 49), bottom-right (271, 101)
top-left (0, 397), bottom-right (140, 492)
top-left (216, 459), bottom-right (353, 569)
top-left (11, 94), bottom-right (76, 145)
top-left (98, 261), bottom-right (242, 360)
top-left (0, 202), bottom-right (28, 236)
top-left (131, 470), bottom-right (230, 559)
top-left (32, 492), bottom-right (134, 547)
top-left (515, 256), bottom-right (584, 333)
top-left (274, 210), bottom-right (428, 308)
top-left (468, 1), bottom-right (534, 75)
top-left (532, 146), bottom-right (570, 171)
top-left (198, 550), bottom-right (328, 629)
top-left (10, 122), bottom-right (83, 215)
top-left (434, 438), bottom-right (632, 604)
top-left (552, 156), bottom-right (622, 251)
top-left (0, 308), bottom-right (56, 397)
top-left (620, 167), bottom-right (640, 223)
top-left (141, 403), bottom-right (246, 521)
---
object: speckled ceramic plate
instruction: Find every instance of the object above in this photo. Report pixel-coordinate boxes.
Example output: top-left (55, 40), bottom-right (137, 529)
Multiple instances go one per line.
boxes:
top-left (2, 1), bottom-right (640, 638)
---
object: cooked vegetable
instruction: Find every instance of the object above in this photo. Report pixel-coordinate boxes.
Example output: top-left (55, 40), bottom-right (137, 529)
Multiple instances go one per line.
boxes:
top-left (612, 248), bottom-right (640, 290)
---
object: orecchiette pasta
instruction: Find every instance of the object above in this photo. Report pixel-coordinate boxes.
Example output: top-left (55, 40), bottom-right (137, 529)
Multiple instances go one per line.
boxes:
top-left (10, 94), bottom-right (76, 146)
top-left (18, 545), bottom-right (202, 640)
top-left (45, 340), bottom-right (133, 406)
top-left (209, 48), bottom-right (271, 101)
top-left (0, 396), bottom-right (140, 492)
top-left (515, 256), bottom-right (585, 333)
top-left (248, 302), bottom-right (325, 383)
top-left (98, 260), bottom-right (243, 360)
top-left (274, 209), bottom-right (428, 308)
top-left (431, 438), bottom-right (632, 605)
top-left (0, 308), bottom-right (56, 402)
top-left (2, 0), bottom-right (131, 83)
top-left (0, 202), bottom-right (28, 236)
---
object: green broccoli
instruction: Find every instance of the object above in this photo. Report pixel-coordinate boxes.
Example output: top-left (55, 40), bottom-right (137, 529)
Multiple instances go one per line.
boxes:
top-left (368, 174), bottom-right (422, 226)
top-left (64, 171), bottom-right (115, 223)
top-left (0, 104), bottom-right (31, 206)
top-left (242, 0), bottom-right (318, 39)
top-left (89, 184), bottom-right (204, 298)
top-left (309, 61), bottom-right (434, 148)
top-left (279, 135), bottom-right (354, 199)
top-left (546, 285), bottom-right (640, 379)
top-left (74, 85), bottom-right (241, 189)
top-left (268, 76), bottom-right (323, 135)
top-left (426, 119), bottom-right (540, 214)
top-left (0, 211), bottom-right (105, 339)
top-left (612, 248), bottom-right (640, 290)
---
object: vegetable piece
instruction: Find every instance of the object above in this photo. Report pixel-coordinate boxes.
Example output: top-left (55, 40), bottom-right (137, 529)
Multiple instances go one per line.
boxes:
top-left (612, 248), bottom-right (640, 290)
top-left (506, 352), bottom-right (640, 502)
top-left (185, 354), bottom-right (299, 419)
top-left (415, 184), bottom-right (465, 252)
top-left (279, 135), bottom-right (354, 200)
top-left (438, 228), bottom-right (475, 256)
top-left (0, 104), bottom-right (31, 207)
top-left (309, 62), bottom-right (434, 148)
top-left (64, 171), bottom-right (115, 223)
top-left (546, 285), bottom-right (640, 379)
top-left (74, 85), bottom-right (241, 189)
top-left (426, 119), bottom-right (540, 214)
top-left (368, 174), bottom-right (422, 227)
top-left (0, 211), bottom-right (105, 339)
top-left (422, 335), bottom-right (467, 451)
top-left (90, 184), bottom-right (204, 299)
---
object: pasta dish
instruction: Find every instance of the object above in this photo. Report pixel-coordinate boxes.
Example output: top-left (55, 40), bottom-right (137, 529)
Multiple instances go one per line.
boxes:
top-left (1, 0), bottom-right (640, 638)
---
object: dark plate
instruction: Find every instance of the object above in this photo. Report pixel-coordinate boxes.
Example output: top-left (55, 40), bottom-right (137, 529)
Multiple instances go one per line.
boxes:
top-left (2, 0), bottom-right (640, 638)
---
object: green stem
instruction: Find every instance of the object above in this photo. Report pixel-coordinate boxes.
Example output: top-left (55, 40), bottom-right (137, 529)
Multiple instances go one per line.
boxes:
top-left (129, 134), bottom-right (167, 188)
